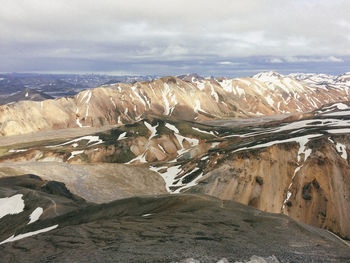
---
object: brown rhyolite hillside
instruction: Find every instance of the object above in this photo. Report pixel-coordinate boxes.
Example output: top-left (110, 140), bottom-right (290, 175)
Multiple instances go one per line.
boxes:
top-left (1, 72), bottom-right (350, 136)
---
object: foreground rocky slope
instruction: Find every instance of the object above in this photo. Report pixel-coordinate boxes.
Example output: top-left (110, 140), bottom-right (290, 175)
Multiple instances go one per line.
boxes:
top-left (1, 102), bottom-right (350, 239)
top-left (0, 174), bottom-right (88, 243)
top-left (0, 193), bottom-right (349, 263)
top-left (1, 72), bottom-right (350, 136)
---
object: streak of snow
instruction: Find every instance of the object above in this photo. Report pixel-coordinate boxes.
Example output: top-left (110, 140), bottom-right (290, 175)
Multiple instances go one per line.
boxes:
top-left (265, 95), bottom-right (274, 107)
top-left (9, 149), bottom-right (27, 153)
top-left (327, 128), bottom-right (350, 134)
top-left (192, 127), bottom-right (216, 136)
top-left (126, 152), bottom-right (147, 164)
top-left (117, 132), bottom-right (127, 141)
top-left (165, 123), bottom-right (179, 133)
top-left (142, 214), bottom-right (152, 217)
top-left (28, 207), bottom-right (43, 224)
top-left (236, 78), bottom-right (251, 86)
top-left (0, 225), bottom-right (58, 245)
top-left (85, 91), bottom-right (92, 104)
top-left (194, 99), bottom-right (207, 113)
top-left (47, 136), bottom-right (103, 148)
top-left (173, 171), bottom-right (204, 193)
top-left (236, 85), bottom-right (245, 96)
top-left (110, 98), bottom-right (116, 108)
top-left (323, 110), bottom-right (350, 116)
top-left (162, 83), bottom-right (171, 115)
top-left (233, 134), bottom-right (321, 154)
top-left (67, 150), bottom-right (84, 160)
top-left (144, 121), bottom-right (158, 140)
top-left (158, 144), bottom-right (166, 154)
top-left (165, 123), bottom-right (198, 155)
top-left (209, 83), bottom-right (219, 102)
top-left (131, 86), bottom-right (146, 108)
top-left (76, 118), bottom-right (83, 128)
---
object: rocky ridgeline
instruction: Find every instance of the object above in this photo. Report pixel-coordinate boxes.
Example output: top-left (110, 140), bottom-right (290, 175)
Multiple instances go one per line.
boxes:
top-left (0, 72), bottom-right (350, 136)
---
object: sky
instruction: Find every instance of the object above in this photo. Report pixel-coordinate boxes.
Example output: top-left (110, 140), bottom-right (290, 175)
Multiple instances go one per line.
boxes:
top-left (0, 0), bottom-right (349, 77)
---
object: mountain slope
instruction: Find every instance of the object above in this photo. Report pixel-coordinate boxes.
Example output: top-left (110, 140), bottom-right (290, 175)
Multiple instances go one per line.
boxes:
top-left (1, 102), bottom-right (350, 239)
top-left (0, 72), bottom-right (350, 136)
top-left (0, 193), bottom-right (349, 262)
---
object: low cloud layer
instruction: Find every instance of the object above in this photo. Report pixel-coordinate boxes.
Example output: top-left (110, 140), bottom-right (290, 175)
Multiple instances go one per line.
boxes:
top-left (0, 0), bottom-right (349, 76)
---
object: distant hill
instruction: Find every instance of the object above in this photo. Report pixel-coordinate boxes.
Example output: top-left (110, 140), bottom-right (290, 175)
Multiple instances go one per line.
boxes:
top-left (0, 88), bottom-right (54, 105)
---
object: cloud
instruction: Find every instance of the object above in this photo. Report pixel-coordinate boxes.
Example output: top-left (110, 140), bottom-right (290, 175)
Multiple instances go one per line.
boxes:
top-left (217, 61), bottom-right (234, 65)
top-left (268, 58), bottom-right (284, 64)
top-left (284, 56), bottom-right (344, 63)
top-left (268, 56), bottom-right (344, 64)
top-left (0, 0), bottom-right (349, 74)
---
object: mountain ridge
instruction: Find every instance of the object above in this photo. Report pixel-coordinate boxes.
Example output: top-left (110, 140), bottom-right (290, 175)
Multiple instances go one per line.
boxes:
top-left (1, 71), bottom-right (350, 137)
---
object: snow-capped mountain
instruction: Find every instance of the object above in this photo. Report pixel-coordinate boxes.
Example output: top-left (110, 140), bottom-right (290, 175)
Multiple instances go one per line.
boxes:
top-left (289, 72), bottom-right (350, 90)
top-left (0, 72), bottom-right (350, 136)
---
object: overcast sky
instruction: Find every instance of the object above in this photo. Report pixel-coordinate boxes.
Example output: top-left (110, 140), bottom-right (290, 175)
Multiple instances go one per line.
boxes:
top-left (0, 0), bottom-right (349, 77)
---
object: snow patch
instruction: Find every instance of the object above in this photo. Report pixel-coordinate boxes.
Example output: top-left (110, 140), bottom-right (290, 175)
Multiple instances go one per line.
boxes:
top-left (194, 99), bottom-right (207, 113)
top-left (67, 150), bottom-right (84, 160)
top-left (336, 142), bottom-right (347, 160)
top-left (144, 121), bottom-right (158, 140)
top-left (165, 123), bottom-right (179, 133)
top-left (142, 213), bottom-right (152, 217)
top-left (28, 207), bottom-right (43, 224)
top-left (76, 118), bottom-right (83, 128)
top-left (0, 194), bottom-right (25, 219)
top-left (149, 165), bottom-right (182, 192)
top-left (117, 132), bottom-right (127, 141)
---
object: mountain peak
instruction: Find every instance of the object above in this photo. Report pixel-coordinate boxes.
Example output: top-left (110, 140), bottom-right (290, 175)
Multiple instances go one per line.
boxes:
top-left (177, 73), bottom-right (204, 82)
top-left (252, 71), bottom-right (284, 80)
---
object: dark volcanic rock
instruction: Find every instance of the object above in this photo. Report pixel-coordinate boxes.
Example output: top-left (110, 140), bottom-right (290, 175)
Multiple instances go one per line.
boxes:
top-left (40, 181), bottom-right (75, 200)
top-left (0, 175), bottom-right (88, 242)
top-left (0, 194), bottom-right (349, 263)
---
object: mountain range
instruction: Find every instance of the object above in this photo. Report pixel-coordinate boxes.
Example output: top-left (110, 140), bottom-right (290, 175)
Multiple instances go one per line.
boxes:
top-left (0, 71), bottom-right (349, 262)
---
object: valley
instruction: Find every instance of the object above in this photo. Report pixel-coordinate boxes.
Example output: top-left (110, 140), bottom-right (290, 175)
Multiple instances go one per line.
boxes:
top-left (0, 72), bottom-right (349, 262)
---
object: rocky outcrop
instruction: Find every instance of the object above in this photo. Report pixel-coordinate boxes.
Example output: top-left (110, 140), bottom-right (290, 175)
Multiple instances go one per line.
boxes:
top-left (189, 139), bottom-right (350, 239)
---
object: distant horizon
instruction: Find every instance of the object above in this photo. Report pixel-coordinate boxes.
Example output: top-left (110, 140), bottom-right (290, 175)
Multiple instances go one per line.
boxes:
top-left (1, 65), bottom-right (349, 79)
top-left (1, 1), bottom-right (349, 78)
